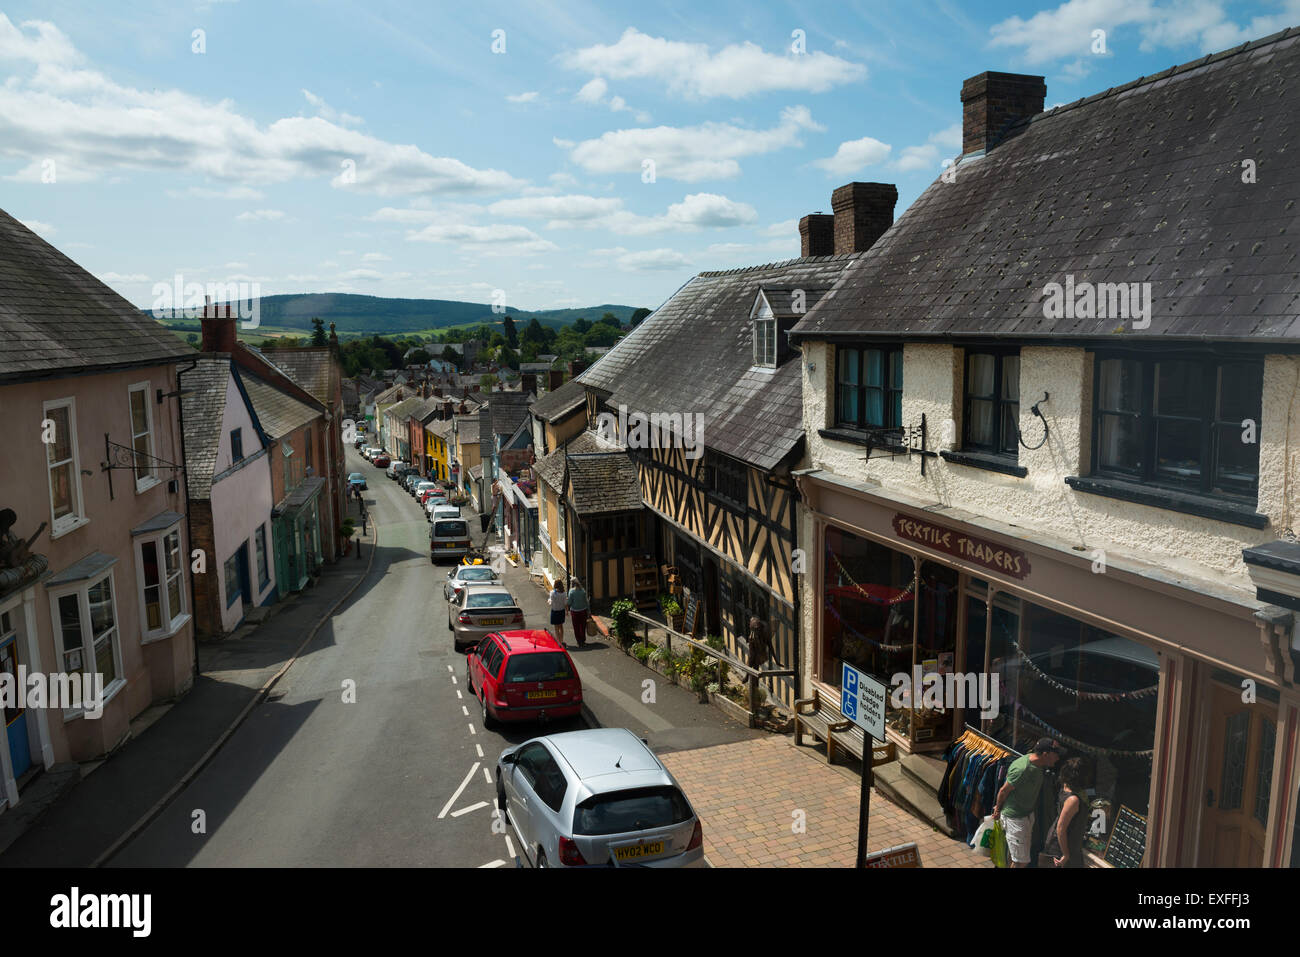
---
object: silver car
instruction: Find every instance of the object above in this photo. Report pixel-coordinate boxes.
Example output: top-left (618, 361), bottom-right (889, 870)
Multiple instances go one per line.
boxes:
top-left (449, 583), bottom-right (522, 651)
top-left (442, 564), bottom-right (501, 601)
top-left (495, 728), bottom-right (705, 869)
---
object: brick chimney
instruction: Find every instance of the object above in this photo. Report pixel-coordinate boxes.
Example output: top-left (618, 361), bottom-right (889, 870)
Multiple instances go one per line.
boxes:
top-left (433, 386), bottom-right (443, 398)
top-left (831, 183), bottom-right (898, 255)
top-left (200, 299), bottom-right (237, 353)
top-left (799, 213), bottom-right (835, 257)
top-left (328, 321), bottom-right (339, 357)
top-left (547, 370), bottom-right (564, 392)
top-left (961, 71), bottom-right (1046, 156)
top-left (521, 372), bottom-right (537, 397)
top-left (568, 359), bottom-right (587, 378)
top-left (443, 398), bottom-right (453, 418)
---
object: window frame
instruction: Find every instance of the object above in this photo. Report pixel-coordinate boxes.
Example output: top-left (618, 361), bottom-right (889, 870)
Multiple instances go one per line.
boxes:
top-left (128, 381), bottom-right (160, 493)
top-left (135, 522), bottom-right (188, 640)
top-left (43, 396), bottom-right (87, 538)
top-left (834, 345), bottom-right (904, 432)
top-left (47, 568), bottom-right (125, 718)
top-left (961, 348), bottom-right (1021, 458)
top-left (705, 450), bottom-right (748, 511)
top-left (230, 427), bottom-right (244, 464)
top-left (255, 524), bottom-right (270, 590)
top-left (1089, 352), bottom-right (1263, 501)
top-left (753, 315), bottom-right (777, 369)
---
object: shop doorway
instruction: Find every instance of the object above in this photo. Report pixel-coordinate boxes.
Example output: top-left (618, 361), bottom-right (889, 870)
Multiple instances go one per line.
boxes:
top-left (1, 609), bottom-right (31, 779)
top-left (1199, 681), bottom-right (1276, 867)
top-left (235, 541), bottom-right (252, 612)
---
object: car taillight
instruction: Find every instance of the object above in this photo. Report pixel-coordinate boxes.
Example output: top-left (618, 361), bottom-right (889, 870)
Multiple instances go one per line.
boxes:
top-left (458, 614), bottom-right (472, 625)
top-left (510, 613), bottom-right (523, 623)
top-left (686, 820), bottom-right (703, 851)
top-left (558, 836), bottom-right (587, 867)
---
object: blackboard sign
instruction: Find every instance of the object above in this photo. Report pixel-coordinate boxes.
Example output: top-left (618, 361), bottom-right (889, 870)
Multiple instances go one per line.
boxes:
top-left (683, 593), bottom-right (700, 636)
top-left (1102, 805), bottom-right (1147, 868)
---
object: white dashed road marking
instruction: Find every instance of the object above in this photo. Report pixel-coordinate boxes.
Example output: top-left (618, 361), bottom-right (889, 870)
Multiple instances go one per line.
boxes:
top-left (467, 724), bottom-right (476, 735)
top-left (475, 744), bottom-right (484, 758)
top-left (482, 767), bottom-right (492, 784)
top-left (479, 859), bottom-right (506, 868)
top-left (462, 706), bottom-right (469, 717)
top-left (437, 762), bottom-right (481, 820)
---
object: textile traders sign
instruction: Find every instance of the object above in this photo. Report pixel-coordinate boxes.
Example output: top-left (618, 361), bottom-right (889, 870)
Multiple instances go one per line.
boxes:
top-left (863, 842), bottom-right (922, 868)
top-left (892, 514), bottom-right (1031, 579)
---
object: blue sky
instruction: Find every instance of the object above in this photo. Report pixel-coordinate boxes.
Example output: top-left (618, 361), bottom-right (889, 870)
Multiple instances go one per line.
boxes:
top-left (3, 0), bottom-right (1297, 314)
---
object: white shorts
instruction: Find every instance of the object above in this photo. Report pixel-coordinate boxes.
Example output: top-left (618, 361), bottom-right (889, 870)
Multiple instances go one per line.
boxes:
top-left (1002, 813), bottom-right (1035, 864)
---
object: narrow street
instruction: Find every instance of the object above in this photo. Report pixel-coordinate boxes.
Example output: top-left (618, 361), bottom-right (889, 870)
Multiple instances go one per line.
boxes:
top-left (105, 448), bottom-right (754, 867)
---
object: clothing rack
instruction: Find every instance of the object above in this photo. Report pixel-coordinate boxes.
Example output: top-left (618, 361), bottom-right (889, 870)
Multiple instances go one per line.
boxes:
top-left (956, 726), bottom-right (1019, 760)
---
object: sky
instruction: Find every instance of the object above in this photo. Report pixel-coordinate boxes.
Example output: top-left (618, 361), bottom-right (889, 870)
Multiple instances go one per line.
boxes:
top-left (3, 0), bottom-right (1298, 315)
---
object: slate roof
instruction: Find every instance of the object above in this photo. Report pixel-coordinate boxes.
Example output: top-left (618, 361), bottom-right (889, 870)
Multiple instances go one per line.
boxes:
top-left (457, 414), bottom-right (481, 446)
top-left (530, 377), bottom-right (586, 424)
top-left (412, 396), bottom-right (446, 424)
top-left (579, 255), bottom-right (859, 470)
top-left (791, 28), bottom-right (1300, 345)
top-left (0, 209), bottom-right (193, 381)
top-left (488, 391), bottom-right (534, 440)
top-left (533, 431), bottom-right (641, 515)
top-left (180, 357), bottom-right (232, 500)
top-left (426, 417), bottom-right (455, 438)
top-left (264, 348), bottom-right (335, 404)
top-left (240, 372), bottom-right (321, 439)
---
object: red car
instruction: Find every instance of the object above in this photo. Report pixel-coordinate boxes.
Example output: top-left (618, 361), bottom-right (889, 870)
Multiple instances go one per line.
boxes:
top-left (373, 454), bottom-right (391, 468)
top-left (466, 630), bottom-right (582, 729)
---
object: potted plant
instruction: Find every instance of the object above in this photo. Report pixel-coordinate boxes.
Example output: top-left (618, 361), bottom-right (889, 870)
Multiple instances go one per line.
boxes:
top-left (610, 599), bottom-right (636, 648)
top-left (659, 593), bottom-right (684, 632)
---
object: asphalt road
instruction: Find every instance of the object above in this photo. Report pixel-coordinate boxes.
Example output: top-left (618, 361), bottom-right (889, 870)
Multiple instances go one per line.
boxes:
top-left (107, 447), bottom-right (754, 867)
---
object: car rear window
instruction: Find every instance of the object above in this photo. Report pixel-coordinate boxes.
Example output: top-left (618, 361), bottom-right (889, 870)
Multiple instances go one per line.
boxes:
top-left (434, 520), bottom-right (468, 537)
top-left (572, 786), bottom-right (692, 836)
top-left (503, 651), bottom-right (573, 683)
top-left (459, 567), bottom-right (495, 581)
top-left (466, 592), bottom-right (513, 608)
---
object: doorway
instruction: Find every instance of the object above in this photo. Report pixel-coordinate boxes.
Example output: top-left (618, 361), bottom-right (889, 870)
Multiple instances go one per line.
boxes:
top-left (1, 608), bottom-right (31, 779)
top-left (235, 541), bottom-right (253, 612)
top-left (1199, 679), bottom-right (1277, 867)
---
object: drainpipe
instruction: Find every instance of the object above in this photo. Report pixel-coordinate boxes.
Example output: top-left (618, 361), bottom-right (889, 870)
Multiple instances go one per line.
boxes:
top-left (174, 355), bottom-right (201, 680)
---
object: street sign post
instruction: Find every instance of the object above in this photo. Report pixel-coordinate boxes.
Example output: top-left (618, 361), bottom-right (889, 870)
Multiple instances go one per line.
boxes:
top-left (841, 662), bottom-right (887, 867)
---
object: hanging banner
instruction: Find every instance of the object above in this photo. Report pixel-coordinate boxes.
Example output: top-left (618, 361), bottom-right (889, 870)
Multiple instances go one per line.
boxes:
top-left (892, 513), bottom-right (1031, 579)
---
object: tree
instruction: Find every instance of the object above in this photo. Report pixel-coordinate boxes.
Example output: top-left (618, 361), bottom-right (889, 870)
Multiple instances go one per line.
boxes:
top-left (583, 323), bottom-right (620, 347)
top-left (521, 317), bottom-right (547, 349)
top-left (310, 317), bottom-right (328, 346)
top-left (442, 345), bottom-right (461, 368)
top-left (186, 333), bottom-right (200, 348)
top-left (498, 345), bottom-right (519, 370)
top-left (503, 316), bottom-right (518, 348)
top-left (630, 308), bottom-right (651, 328)
top-left (598, 311), bottom-right (622, 329)
top-left (572, 317), bottom-right (591, 335)
top-left (406, 349), bottom-right (432, 367)
top-left (480, 373), bottom-right (498, 390)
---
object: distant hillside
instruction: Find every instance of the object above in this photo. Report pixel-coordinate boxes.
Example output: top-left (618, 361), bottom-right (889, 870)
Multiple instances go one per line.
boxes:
top-left (155, 293), bottom-right (643, 336)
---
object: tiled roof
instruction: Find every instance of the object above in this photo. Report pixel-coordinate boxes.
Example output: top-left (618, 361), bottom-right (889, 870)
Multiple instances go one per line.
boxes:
top-left (488, 391), bottom-right (534, 440)
top-left (791, 28), bottom-right (1300, 344)
top-left (580, 255), bottom-right (859, 470)
top-left (426, 417), bottom-right (455, 437)
top-left (457, 414), bottom-right (481, 446)
top-left (264, 348), bottom-right (335, 404)
top-left (0, 209), bottom-right (193, 380)
top-left (386, 396), bottom-right (426, 421)
top-left (240, 371), bottom-right (321, 438)
top-left (530, 377), bottom-right (586, 423)
top-left (180, 357), bottom-right (232, 500)
top-left (533, 430), bottom-right (640, 516)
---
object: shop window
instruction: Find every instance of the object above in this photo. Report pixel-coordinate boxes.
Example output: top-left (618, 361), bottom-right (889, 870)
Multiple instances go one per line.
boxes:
top-left (705, 451), bottom-right (747, 509)
top-left (836, 346), bottom-right (903, 432)
top-left (673, 535), bottom-right (701, 595)
top-left (1091, 354), bottom-right (1262, 500)
top-left (821, 525), bottom-right (914, 692)
top-left (962, 350), bottom-right (1020, 457)
top-left (1253, 718), bottom-right (1275, 827)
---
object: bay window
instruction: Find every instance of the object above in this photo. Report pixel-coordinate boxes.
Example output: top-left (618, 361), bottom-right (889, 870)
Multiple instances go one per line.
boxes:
top-left (50, 569), bottom-right (122, 710)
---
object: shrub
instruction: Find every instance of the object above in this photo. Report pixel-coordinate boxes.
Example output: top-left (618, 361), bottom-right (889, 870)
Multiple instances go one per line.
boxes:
top-left (659, 593), bottom-right (682, 617)
top-left (610, 599), bottom-right (635, 647)
top-left (631, 641), bottom-right (654, 663)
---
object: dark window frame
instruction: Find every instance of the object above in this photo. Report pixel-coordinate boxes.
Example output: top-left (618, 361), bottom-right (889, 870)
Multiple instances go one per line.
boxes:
top-left (835, 345), bottom-right (904, 432)
top-left (962, 347), bottom-right (1021, 458)
top-left (730, 573), bottom-right (770, 637)
top-left (230, 427), bottom-right (244, 463)
top-left (705, 450), bottom-right (748, 511)
top-left (1089, 352), bottom-right (1262, 501)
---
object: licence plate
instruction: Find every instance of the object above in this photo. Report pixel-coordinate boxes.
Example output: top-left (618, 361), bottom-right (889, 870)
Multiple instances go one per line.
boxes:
top-left (526, 690), bottom-right (558, 700)
top-left (480, 618), bottom-right (504, 626)
top-left (614, 841), bottom-right (665, 861)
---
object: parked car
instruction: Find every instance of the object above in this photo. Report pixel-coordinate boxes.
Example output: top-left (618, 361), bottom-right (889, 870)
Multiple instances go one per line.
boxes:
top-left (386, 460), bottom-right (407, 479)
top-left (353, 437), bottom-right (366, 450)
top-left (443, 563), bottom-right (500, 600)
top-left (467, 629), bottom-right (581, 729)
top-left (424, 496), bottom-right (450, 519)
top-left (404, 473), bottom-right (423, 493)
top-left (449, 583), bottom-right (523, 651)
top-left (417, 485), bottom-right (442, 506)
top-left (430, 517), bottom-right (473, 562)
top-left (431, 504), bottom-right (460, 524)
top-left (494, 728), bottom-right (705, 868)
top-left (363, 446), bottom-right (383, 461)
top-left (347, 472), bottom-right (367, 492)
top-left (373, 454), bottom-right (391, 469)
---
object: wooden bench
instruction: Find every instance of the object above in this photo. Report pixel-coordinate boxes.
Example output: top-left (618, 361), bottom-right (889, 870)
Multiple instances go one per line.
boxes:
top-left (795, 689), bottom-right (895, 767)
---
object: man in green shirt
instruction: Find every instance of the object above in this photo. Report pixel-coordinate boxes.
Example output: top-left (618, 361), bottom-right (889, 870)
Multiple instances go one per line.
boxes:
top-left (992, 738), bottom-right (1061, 867)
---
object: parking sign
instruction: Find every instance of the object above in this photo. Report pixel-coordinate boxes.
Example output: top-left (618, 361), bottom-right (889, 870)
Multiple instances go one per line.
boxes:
top-left (841, 662), bottom-right (886, 740)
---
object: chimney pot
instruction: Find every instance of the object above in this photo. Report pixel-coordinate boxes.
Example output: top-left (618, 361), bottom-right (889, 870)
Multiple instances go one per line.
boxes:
top-left (799, 213), bottom-right (835, 257)
top-left (831, 182), bottom-right (898, 255)
top-left (961, 71), bottom-right (1046, 156)
top-left (200, 300), bottom-right (237, 353)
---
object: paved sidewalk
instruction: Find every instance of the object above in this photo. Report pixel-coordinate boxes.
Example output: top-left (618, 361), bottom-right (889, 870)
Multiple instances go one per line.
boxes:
top-left (660, 736), bottom-right (992, 868)
top-left (0, 516), bottom-right (378, 868)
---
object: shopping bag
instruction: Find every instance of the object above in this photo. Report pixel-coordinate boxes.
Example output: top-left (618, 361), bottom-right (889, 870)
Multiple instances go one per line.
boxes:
top-left (989, 819), bottom-right (1009, 869)
top-left (586, 616), bottom-right (597, 638)
top-left (970, 815), bottom-right (996, 857)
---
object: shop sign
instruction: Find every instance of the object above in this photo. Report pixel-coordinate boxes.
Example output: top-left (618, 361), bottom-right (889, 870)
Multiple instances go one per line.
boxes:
top-left (863, 842), bottom-right (922, 868)
top-left (892, 513), bottom-right (1031, 579)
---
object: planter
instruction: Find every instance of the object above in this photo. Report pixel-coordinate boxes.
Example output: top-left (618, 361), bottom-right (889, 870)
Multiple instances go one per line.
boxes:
top-left (709, 691), bottom-right (754, 726)
top-left (669, 613), bottom-right (685, 632)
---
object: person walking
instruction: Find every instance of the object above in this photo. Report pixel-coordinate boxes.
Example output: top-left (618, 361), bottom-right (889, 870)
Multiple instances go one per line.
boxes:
top-left (1041, 757), bottom-right (1089, 868)
top-left (992, 738), bottom-right (1061, 868)
top-left (548, 579), bottom-right (568, 644)
top-left (568, 578), bottom-right (590, 648)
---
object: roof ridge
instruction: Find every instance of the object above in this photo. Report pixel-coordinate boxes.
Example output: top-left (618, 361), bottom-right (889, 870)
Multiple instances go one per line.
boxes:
top-left (696, 251), bottom-right (859, 278)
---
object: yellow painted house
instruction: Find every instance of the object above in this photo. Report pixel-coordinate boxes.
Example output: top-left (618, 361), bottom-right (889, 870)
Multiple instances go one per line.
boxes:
top-left (425, 418), bottom-right (454, 481)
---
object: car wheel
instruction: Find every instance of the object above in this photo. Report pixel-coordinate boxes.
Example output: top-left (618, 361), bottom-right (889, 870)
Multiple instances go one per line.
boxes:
top-left (536, 849), bottom-right (548, 869)
top-left (480, 691), bottom-right (496, 730)
top-left (496, 773), bottom-right (511, 824)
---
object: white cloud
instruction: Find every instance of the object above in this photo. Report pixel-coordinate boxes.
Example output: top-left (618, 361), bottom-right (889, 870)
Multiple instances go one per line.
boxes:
top-left (489, 194), bottom-right (623, 221)
top-left (615, 248), bottom-right (692, 271)
top-left (302, 88), bottom-right (362, 127)
top-left (224, 260), bottom-right (249, 269)
top-left (506, 91), bottom-right (540, 103)
top-left (19, 218), bottom-right (54, 236)
top-left (892, 124), bottom-right (964, 172)
top-left (361, 252), bottom-right (391, 261)
top-left (485, 191), bottom-right (754, 235)
top-left (811, 136), bottom-right (892, 175)
top-left (761, 218), bottom-right (799, 238)
top-left (562, 27), bottom-right (866, 99)
top-left (167, 185), bottom-right (265, 200)
top-left (96, 271), bottom-right (149, 282)
top-left (575, 77), bottom-right (608, 104)
top-left (0, 15), bottom-right (522, 195)
top-left (236, 209), bottom-right (286, 221)
top-left (405, 221), bottom-right (557, 255)
top-left (566, 106), bottom-right (822, 182)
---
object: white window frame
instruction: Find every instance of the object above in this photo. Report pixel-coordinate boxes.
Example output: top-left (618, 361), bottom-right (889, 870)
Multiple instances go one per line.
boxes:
top-left (134, 523), bottom-right (189, 641)
top-left (754, 316), bottom-right (777, 368)
top-left (43, 396), bottom-right (88, 539)
top-left (128, 381), bottom-right (160, 493)
top-left (47, 569), bottom-right (126, 719)
top-left (556, 500), bottom-right (567, 553)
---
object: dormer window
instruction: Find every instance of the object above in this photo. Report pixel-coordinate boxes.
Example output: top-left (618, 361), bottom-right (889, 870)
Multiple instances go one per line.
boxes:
top-left (753, 297), bottom-right (777, 368)
top-left (752, 287), bottom-right (825, 369)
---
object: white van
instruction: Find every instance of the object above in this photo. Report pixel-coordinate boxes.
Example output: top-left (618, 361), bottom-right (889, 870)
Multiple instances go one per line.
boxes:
top-left (432, 505), bottom-right (461, 523)
top-left (430, 517), bottom-right (472, 563)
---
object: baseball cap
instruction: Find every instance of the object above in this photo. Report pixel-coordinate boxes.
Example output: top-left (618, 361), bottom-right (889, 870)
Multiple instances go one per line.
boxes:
top-left (1033, 737), bottom-right (1060, 754)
